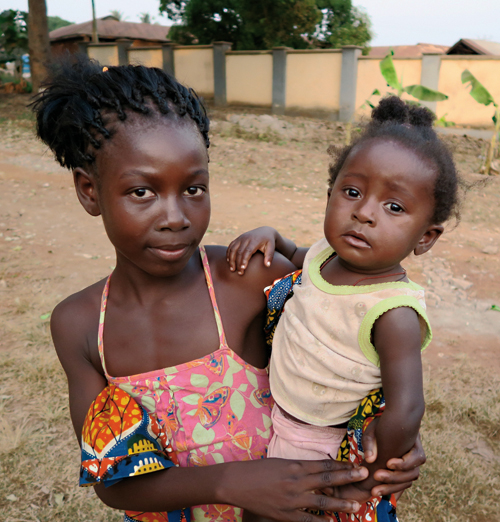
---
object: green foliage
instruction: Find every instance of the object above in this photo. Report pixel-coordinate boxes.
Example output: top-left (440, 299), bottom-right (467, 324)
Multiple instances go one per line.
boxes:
top-left (0, 9), bottom-right (28, 65)
top-left (160, 0), bottom-right (370, 50)
top-left (109, 10), bottom-right (125, 21)
top-left (47, 16), bottom-right (73, 32)
top-left (461, 69), bottom-right (496, 108)
top-left (139, 12), bottom-right (152, 23)
top-left (379, 50), bottom-right (448, 102)
top-left (313, 1), bottom-right (372, 52)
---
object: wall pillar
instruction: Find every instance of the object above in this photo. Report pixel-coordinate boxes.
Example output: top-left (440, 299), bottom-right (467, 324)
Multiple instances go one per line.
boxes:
top-left (116, 39), bottom-right (132, 66)
top-left (213, 41), bottom-right (232, 106)
top-left (162, 43), bottom-right (176, 76)
top-left (420, 53), bottom-right (443, 114)
top-left (272, 47), bottom-right (288, 115)
top-left (339, 45), bottom-right (362, 122)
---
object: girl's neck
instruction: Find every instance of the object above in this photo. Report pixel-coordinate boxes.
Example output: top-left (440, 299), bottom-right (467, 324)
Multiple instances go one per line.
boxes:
top-left (110, 249), bottom-right (204, 305)
top-left (320, 255), bottom-right (408, 287)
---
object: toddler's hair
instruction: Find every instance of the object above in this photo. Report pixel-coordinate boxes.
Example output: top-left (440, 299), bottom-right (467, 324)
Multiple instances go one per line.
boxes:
top-left (31, 55), bottom-right (210, 171)
top-left (328, 96), bottom-right (459, 224)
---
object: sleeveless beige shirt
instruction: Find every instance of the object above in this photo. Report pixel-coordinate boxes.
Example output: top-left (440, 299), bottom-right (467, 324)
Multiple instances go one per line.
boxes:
top-left (269, 238), bottom-right (432, 426)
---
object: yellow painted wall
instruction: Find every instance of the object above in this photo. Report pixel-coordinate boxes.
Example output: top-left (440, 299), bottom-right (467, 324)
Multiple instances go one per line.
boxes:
top-left (88, 45), bottom-right (119, 66)
top-left (174, 48), bottom-right (214, 96)
top-left (286, 51), bottom-right (342, 111)
top-left (226, 53), bottom-right (273, 106)
top-left (436, 57), bottom-right (500, 127)
top-left (128, 48), bottom-right (163, 68)
top-left (355, 58), bottom-right (422, 117)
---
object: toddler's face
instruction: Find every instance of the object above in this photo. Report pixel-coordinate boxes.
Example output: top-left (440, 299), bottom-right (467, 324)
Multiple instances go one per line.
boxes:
top-left (92, 116), bottom-right (210, 278)
top-left (324, 139), bottom-right (442, 274)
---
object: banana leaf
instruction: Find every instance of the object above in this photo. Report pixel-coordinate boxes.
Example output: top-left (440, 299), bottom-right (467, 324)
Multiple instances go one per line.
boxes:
top-left (380, 52), bottom-right (402, 93)
top-left (404, 84), bottom-right (448, 101)
top-left (461, 69), bottom-right (496, 107)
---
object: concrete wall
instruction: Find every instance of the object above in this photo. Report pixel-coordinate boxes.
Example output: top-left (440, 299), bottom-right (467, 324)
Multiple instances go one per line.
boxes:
top-left (173, 46), bottom-right (214, 96)
top-left (88, 45), bottom-right (119, 66)
top-left (128, 47), bottom-right (163, 68)
top-left (356, 57), bottom-right (422, 117)
top-left (226, 51), bottom-right (273, 106)
top-left (436, 56), bottom-right (500, 127)
top-left (286, 50), bottom-right (342, 113)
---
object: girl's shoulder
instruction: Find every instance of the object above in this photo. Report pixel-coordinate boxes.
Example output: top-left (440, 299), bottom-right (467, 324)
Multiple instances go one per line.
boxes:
top-left (51, 278), bottom-right (107, 369)
top-left (204, 245), bottom-right (297, 292)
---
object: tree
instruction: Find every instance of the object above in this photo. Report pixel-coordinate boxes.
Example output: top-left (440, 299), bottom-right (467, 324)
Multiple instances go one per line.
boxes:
top-left (109, 10), bottom-right (125, 21)
top-left (0, 9), bottom-right (29, 80)
top-left (160, 0), bottom-right (320, 50)
top-left (139, 12), bottom-right (152, 23)
top-left (313, 1), bottom-right (372, 53)
top-left (47, 16), bottom-right (73, 32)
top-left (28, 0), bottom-right (50, 93)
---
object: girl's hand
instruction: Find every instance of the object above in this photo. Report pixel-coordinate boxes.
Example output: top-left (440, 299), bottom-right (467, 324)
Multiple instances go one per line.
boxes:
top-left (227, 227), bottom-right (280, 275)
top-left (362, 420), bottom-right (426, 499)
top-left (220, 458), bottom-right (369, 521)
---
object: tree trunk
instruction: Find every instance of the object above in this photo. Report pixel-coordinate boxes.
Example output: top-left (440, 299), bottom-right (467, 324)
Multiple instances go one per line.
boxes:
top-left (28, 0), bottom-right (51, 93)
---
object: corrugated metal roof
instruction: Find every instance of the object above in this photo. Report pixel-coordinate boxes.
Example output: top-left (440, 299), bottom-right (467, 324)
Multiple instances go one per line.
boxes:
top-left (368, 43), bottom-right (449, 58)
top-left (49, 17), bottom-right (170, 43)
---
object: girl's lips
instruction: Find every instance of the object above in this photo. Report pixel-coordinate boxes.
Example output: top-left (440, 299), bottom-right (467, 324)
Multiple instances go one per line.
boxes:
top-left (342, 234), bottom-right (371, 249)
top-left (148, 245), bottom-right (189, 261)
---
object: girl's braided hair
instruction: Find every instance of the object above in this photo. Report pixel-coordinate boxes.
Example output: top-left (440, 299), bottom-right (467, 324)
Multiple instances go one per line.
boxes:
top-left (31, 55), bottom-right (210, 171)
top-left (329, 96), bottom-right (460, 224)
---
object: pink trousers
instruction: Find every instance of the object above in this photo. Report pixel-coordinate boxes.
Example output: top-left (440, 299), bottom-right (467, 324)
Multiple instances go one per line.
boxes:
top-left (268, 404), bottom-right (347, 460)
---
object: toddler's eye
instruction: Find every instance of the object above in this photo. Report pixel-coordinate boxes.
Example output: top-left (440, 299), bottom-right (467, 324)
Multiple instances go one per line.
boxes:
top-left (131, 188), bottom-right (154, 198)
top-left (185, 186), bottom-right (204, 196)
top-left (345, 188), bottom-right (360, 198)
top-left (387, 202), bottom-right (404, 213)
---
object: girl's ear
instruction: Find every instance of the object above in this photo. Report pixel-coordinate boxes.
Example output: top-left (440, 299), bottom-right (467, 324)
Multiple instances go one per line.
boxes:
top-left (73, 168), bottom-right (101, 217)
top-left (414, 224), bottom-right (444, 256)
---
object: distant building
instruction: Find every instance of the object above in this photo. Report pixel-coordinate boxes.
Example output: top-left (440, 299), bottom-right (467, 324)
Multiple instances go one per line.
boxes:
top-left (446, 39), bottom-right (500, 56)
top-left (368, 43), bottom-right (449, 58)
top-left (49, 15), bottom-right (171, 56)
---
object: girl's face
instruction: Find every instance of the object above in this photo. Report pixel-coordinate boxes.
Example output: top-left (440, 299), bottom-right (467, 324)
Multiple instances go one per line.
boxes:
top-left (75, 115), bottom-right (210, 278)
top-left (324, 139), bottom-right (443, 274)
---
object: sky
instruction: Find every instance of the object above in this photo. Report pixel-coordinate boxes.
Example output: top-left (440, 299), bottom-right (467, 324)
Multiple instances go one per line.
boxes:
top-left (4, 0), bottom-right (500, 47)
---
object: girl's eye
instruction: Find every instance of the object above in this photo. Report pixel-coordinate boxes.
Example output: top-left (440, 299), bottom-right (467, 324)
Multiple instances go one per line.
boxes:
top-left (184, 186), bottom-right (204, 197)
top-left (387, 202), bottom-right (404, 213)
top-left (131, 188), bottom-right (154, 198)
top-left (345, 188), bottom-right (361, 198)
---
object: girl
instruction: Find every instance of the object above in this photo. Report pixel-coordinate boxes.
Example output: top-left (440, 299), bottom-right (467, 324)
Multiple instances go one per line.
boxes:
top-left (32, 60), bottom-right (423, 522)
top-left (228, 97), bottom-right (460, 519)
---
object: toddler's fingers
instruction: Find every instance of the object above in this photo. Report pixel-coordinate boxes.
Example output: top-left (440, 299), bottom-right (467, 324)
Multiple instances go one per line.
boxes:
top-left (263, 243), bottom-right (275, 267)
top-left (227, 240), bottom-right (240, 272)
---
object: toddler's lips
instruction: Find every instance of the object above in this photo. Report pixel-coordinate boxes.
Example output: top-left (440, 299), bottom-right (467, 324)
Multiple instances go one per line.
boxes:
top-left (149, 245), bottom-right (189, 261)
top-left (342, 234), bottom-right (371, 249)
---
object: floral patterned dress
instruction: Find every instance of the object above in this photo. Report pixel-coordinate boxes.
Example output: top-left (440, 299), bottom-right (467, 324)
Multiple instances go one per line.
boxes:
top-left (80, 246), bottom-right (274, 522)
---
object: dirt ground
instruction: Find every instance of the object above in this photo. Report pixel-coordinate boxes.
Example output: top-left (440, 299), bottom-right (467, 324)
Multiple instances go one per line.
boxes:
top-left (0, 94), bottom-right (499, 521)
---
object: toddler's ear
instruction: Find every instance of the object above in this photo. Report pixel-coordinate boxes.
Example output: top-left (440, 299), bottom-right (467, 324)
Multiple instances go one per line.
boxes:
top-left (73, 168), bottom-right (101, 217)
top-left (414, 225), bottom-right (444, 256)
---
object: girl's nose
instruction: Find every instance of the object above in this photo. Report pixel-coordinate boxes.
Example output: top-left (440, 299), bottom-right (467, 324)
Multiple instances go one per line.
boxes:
top-left (156, 196), bottom-right (190, 232)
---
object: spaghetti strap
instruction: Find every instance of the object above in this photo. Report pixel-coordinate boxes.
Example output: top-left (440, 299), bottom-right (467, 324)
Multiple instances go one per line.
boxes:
top-left (199, 245), bottom-right (229, 348)
top-left (98, 275), bottom-right (112, 378)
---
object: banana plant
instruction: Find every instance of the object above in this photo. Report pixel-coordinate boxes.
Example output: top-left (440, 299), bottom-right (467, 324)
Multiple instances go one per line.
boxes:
top-left (462, 69), bottom-right (500, 175)
top-left (380, 50), bottom-right (449, 103)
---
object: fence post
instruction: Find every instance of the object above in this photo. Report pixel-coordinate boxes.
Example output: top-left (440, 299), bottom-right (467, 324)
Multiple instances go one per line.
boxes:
top-left (420, 53), bottom-right (443, 114)
top-left (272, 47), bottom-right (288, 115)
top-left (162, 43), bottom-right (176, 76)
top-left (116, 39), bottom-right (132, 66)
top-left (213, 41), bottom-right (232, 106)
top-left (339, 45), bottom-right (362, 122)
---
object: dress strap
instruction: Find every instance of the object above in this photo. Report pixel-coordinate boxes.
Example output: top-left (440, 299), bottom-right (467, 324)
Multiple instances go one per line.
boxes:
top-left (98, 275), bottom-right (112, 378)
top-left (199, 246), bottom-right (228, 348)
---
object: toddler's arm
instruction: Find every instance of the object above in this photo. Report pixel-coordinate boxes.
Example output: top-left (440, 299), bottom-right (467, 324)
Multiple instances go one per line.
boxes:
top-left (227, 226), bottom-right (308, 274)
top-left (344, 306), bottom-right (425, 498)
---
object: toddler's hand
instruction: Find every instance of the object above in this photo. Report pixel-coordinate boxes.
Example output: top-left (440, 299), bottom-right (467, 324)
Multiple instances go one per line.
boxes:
top-left (227, 227), bottom-right (278, 275)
